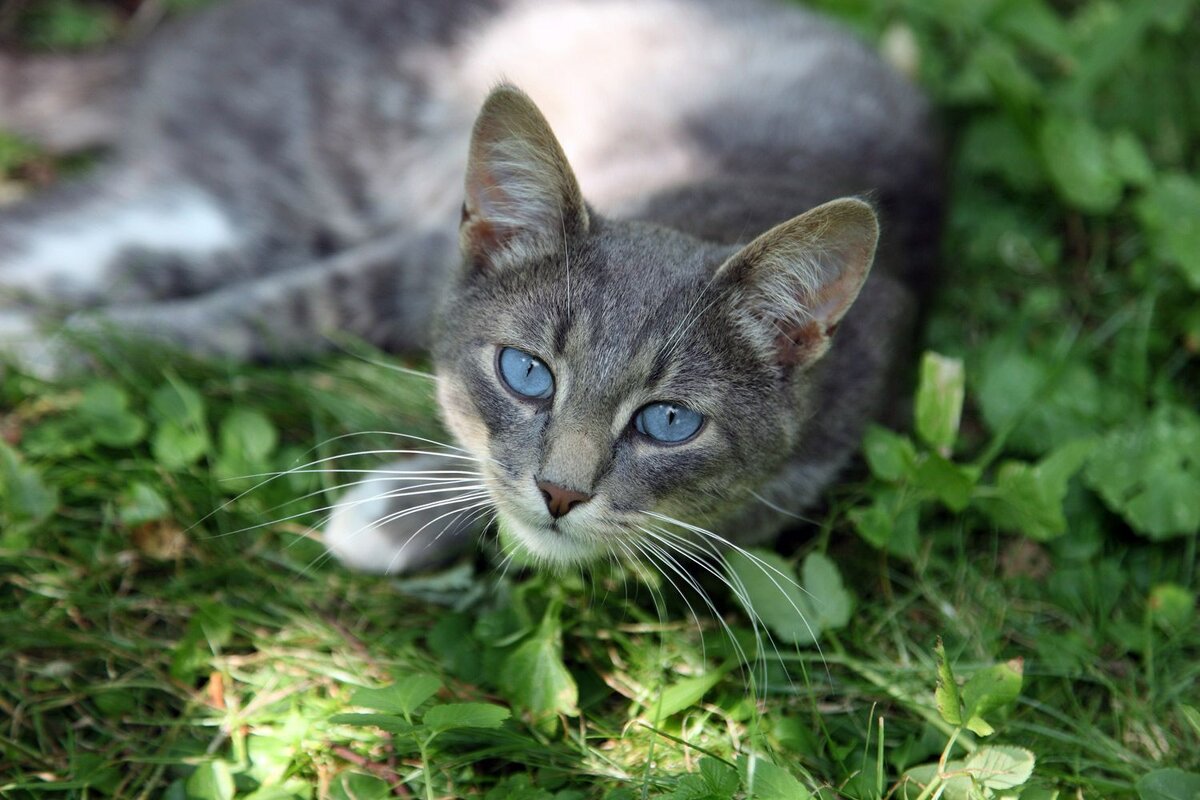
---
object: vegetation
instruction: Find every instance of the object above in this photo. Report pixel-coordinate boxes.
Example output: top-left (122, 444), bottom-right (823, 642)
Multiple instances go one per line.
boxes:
top-left (1, 0), bottom-right (1197, 797)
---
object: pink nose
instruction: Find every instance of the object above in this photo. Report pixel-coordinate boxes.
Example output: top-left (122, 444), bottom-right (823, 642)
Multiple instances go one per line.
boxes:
top-left (536, 480), bottom-right (592, 519)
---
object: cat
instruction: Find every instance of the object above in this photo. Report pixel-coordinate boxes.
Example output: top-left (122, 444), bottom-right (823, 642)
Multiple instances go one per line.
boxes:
top-left (0, 0), bottom-right (942, 574)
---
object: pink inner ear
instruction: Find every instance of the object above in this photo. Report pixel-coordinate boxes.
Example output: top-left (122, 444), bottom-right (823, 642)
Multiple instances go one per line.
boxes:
top-left (807, 243), bottom-right (871, 327)
top-left (774, 319), bottom-right (833, 366)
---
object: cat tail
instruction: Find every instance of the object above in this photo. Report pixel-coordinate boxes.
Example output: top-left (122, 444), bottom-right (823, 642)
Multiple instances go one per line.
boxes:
top-left (0, 48), bottom-right (130, 152)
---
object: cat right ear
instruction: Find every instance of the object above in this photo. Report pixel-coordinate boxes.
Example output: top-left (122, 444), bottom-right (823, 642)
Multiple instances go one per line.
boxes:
top-left (717, 198), bottom-right (879, 369)
top-left (460, 84), bottom-right (588, 272)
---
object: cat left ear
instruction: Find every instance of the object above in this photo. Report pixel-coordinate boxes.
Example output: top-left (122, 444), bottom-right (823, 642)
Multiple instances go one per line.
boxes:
top-left (461, 84), bottom-right (588, 272)
top-left (718, 198), bottom-right (879, 368)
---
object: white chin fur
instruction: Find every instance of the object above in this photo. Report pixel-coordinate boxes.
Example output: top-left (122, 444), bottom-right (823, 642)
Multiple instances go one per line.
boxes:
top-left (501, 514), bottom-right (606, 568)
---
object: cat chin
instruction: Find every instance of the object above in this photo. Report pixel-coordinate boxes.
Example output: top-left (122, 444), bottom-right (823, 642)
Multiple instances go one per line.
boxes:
top-left (496, 513), bottom-right (608, 569)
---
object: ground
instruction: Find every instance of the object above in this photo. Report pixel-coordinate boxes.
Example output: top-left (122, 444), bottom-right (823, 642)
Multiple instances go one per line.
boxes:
top-left (0, 1), bottom-right (1198, 798)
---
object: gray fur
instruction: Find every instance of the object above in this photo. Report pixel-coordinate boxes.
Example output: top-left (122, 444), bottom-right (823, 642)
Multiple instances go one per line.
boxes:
top-left (0, 0), bottom-right (941, 570)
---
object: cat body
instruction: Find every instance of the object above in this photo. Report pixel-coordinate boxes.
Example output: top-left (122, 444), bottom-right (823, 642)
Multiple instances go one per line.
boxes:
top-left (0, 0), bottom-right (941, 571)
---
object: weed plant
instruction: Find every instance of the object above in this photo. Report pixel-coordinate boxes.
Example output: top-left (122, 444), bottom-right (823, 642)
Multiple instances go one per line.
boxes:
top-left (1, 0), bottom-right (1197, 797)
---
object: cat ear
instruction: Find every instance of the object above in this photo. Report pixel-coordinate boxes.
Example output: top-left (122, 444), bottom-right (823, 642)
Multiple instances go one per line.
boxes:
top-left (460, 84), bottom-right (588, 271)
top-left (718, 198), bottom-right (879, 368)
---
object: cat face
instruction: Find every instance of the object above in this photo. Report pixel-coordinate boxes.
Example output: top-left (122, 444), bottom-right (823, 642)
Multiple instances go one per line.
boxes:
top-left (432, 85), bottom-right (878, 567)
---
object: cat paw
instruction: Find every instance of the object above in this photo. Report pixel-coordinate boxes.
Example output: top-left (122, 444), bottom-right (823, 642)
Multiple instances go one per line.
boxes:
top-left (323, 455), bottom-right (487, 575)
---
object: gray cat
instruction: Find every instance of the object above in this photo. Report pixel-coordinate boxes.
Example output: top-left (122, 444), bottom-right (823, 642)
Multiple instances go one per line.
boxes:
top-left (0, 0), bottom-right (941, 574)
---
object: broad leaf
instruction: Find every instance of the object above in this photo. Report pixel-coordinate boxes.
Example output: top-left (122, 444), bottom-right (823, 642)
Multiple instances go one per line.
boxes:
top-left (738, 756), bottom-right (812, 800)
top-left (1136, 769), bottom-right (1200, 800)
top-left (0, 442), bottom-right (58, 543)
top-left (118, 481), bottom-right (171, 526)
top-left (1147, 584), bottom-right (1196, 633)
top-left (669, 757), bottom-right (739, 800)
top-left (913, 452), bottom-right (976, 512)
top-left (962, 658), bottom-right (1024, 736)
top-left (328, 713), bottom-right (415, 735)
top-left (328, 773), bottom-right (391, 800)
top-left (1136, 173), bottom-right (1200, 290)
top-left (185, 761), bottom-right (235, 800)
top-left (1084, 406), bottom-right (1200, 539)
top-left (1039, 114), bottom-right (1122, 213)
top-left (801, 552), bottom-right (854, 631)
top-left (725, 550), bottom-right (819, 645)
top-left (863, 425), bottom-right (918, 483)
top-left (976, 439), bottom-right (1095, 540)
top-left (351, 674), bottom-right (442, 716)
top-left (424, 702), bottom-right (510, 731)
top-left (655, 668), bottom-right (730, 719)
top-left (964, 746), bottom-right (1035, 791)
top-left (499, 604), bottom-right (579, 724)
top-left (80, 382), bottom-right (147, 447)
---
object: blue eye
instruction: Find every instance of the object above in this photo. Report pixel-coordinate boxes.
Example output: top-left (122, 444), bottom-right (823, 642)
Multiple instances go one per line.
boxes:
top-left (634, 402), bottom-right (703, 443)
top-left (497, 347), bottom-right (554, 399)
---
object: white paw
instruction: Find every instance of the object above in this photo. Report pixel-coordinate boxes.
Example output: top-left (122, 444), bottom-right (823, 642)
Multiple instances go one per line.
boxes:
top-left (322, 463), bottom-right (484, 575)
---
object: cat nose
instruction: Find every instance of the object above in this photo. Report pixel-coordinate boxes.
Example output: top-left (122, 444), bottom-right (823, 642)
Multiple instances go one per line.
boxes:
top-left (536, 479), bottom-right (592, 519)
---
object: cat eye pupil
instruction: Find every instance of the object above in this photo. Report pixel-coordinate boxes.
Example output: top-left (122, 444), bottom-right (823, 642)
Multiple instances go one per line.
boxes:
top-left (497, 346), bottom-right (554, 399)
top-left (635, 402), bottom-right (702, 444)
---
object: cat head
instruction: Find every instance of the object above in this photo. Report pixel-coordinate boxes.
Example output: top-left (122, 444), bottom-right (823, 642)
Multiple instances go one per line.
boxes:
top-left (432, 84), bottom-right (878, 567)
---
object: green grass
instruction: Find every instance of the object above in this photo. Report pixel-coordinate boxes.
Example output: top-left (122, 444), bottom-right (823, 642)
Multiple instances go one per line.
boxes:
top-left (2, 0), bottom-right (1199, 798)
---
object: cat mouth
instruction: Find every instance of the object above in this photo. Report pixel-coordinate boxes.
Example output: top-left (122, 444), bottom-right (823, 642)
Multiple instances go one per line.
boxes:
top-left (496, 512), bottom-right (609, 567)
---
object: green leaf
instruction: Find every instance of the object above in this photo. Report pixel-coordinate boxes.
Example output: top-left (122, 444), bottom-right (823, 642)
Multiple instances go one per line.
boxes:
top-left (738, 756), bottom-right (812, 800)
top-left (934, 638), bottom-right (963, 726)
top-left (328, 773), bottom-right (391, 800)
top-left (169, 603), bottom-right (234, 683)
top-left (1038, 114), bottom-right (1122, 213)
top-left (118, 481), bottom-right (171, 526)
top-left (1147, 584), bottom-right (1196, 633)
top-left (327, 713), bottom-right (415, 735)
top-left (151, 379), bottom-right (207, 427)
top-left (153, 422), bottom-right (211, 470)
top-left (499, 604), bottom-right (579, 724)
top-left (350, 675), bottom-right (442, 716)
top-left (726, 549), bottom-right (819, 645)
top-left (974, 39), bottom-right (1041, 107)
top-left (964, 746), bottom-right (1036, 791)
top-left (219, 408), bottom-right (278, 463)
top-left (1109, 131), bottom-right (1155, 187)
top-left (994, 0), bottom-right (1069, 56)
top-left (863, 425), bottom-right (918, 483)
top-left (80, 382), bottom-right (147, 447)
top-left (1136, 173), bottom-right (1200, 290)
top-left (915, 352), bottom-right (965, 454)
top-left (976, 439), bottom-right (1095, 540)
top-left (670, 758), bottom-right (740, 800)
top-left (655, 667), bottom-right (731, 719)
top-left (0, 442), bottom-right (58, 544)
top-left (848, 489), bottom-right (919, 560)
top-left (974, 343), bottom-right (1106, 456)
top-left (801, 552), bottom-right (853, 631)
top-left (1084, 406), bottom-right (1200, 539)
top-left (185, 760), bottom-right (235, 800)
top-left (424, 702), bottom-right (510, 731)
top-left (961, 659), bottom-right (1024, 736)
top-left (1136, 769), bottom-right (1200, 800)
top-left (958, 113), bottom-right (1046, 192)
top-left (913, 453), bottom-right (976, 513)
top-left (151, 378), bottom-right (211, 468)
